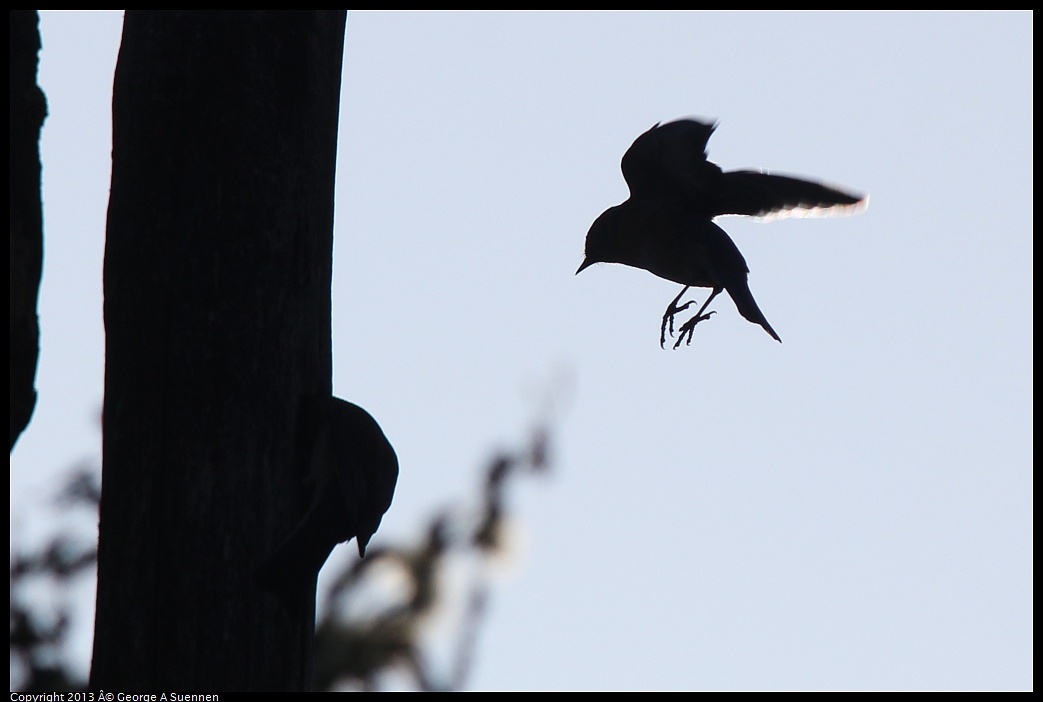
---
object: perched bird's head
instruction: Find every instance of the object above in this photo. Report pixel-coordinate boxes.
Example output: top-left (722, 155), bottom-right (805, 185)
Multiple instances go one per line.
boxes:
top-left (328, 399), bottom-right (399, 558)
top-left (576, 206), bottom-right (623, 274)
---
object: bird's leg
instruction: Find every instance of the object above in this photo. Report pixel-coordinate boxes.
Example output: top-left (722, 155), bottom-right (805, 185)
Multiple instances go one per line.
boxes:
top-left (660, 286), bottom-right (695, 348)
top-left (673, 288), bottom-right (721, 349)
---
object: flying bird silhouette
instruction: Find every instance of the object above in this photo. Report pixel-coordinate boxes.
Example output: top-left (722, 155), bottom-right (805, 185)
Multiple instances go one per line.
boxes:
top-left (577, 118), bottom-right (867, 347)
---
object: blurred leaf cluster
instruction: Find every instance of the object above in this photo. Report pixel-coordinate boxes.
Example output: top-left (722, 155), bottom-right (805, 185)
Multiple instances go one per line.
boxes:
top-left (10, 467), bottom-right (99, 691)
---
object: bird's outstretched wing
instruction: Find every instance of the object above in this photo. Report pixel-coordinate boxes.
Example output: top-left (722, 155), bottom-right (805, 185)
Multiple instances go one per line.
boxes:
top-left (715, 170), bottom-right (866, 220)
top-left (621, 118), bottom-right (718, 199)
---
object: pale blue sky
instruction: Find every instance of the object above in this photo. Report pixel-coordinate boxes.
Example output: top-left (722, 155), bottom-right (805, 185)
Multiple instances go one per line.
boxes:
top-left (13, 11), bottom-right (1032, 691)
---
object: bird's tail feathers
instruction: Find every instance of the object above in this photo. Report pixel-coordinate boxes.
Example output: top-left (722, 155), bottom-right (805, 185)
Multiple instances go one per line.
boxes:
top-left (728, 284), bottom-right (782, 343)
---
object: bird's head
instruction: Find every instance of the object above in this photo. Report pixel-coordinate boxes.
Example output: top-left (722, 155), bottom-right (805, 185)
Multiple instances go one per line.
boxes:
top-left (576, 206), bottom-right (622, 274)
top-left (327, 398), bottom-right (399, 558)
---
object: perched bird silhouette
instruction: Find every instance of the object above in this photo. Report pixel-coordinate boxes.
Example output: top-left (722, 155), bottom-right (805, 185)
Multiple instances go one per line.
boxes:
top-left (577, 118), bottom-right (867, 347)
top-left (256, 396), bottom-right (399, 605)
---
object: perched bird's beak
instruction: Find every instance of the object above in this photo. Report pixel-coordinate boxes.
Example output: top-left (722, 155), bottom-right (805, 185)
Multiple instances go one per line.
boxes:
top-left (576, 256), bottom-right (594, 275)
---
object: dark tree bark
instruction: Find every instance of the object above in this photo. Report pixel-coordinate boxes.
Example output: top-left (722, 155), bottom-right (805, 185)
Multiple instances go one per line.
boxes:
top-left (9, 10), bottom-right (47, 451)
top-left (92, 11), bottom-right (346, 690)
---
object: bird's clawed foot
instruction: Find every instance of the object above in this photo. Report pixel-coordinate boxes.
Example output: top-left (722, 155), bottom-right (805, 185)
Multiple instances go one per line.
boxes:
top-left (661, 286), bottom-right (722, 349)
top-left (672, 310), bottom-right (717, 349)
top-left (660, 286), bottom-right (694, 348)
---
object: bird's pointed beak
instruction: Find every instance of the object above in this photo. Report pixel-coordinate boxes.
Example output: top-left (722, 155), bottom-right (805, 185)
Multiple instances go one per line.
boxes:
top-left (576, 257), bottom-right (594, 275)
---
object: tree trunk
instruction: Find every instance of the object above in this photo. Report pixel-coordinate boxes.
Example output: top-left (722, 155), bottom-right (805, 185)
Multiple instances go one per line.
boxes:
top-left (9, 10), bottom-right (47, 451)
top-left (92, 11), bottom-right (346, 690)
